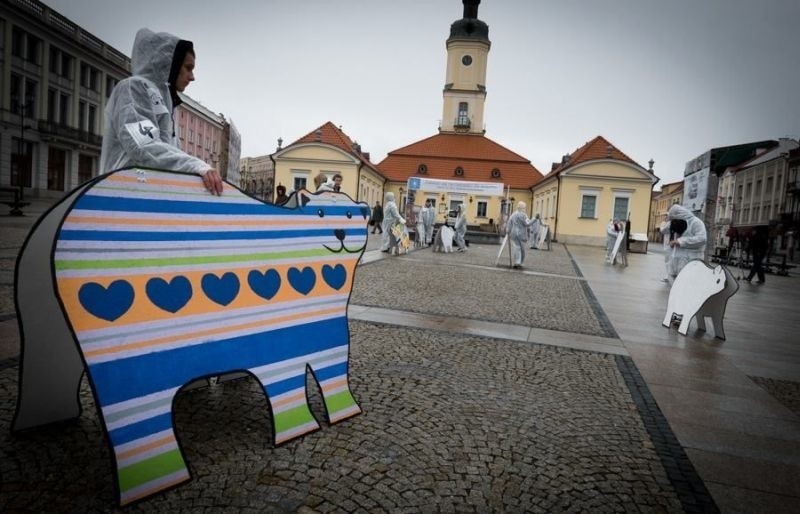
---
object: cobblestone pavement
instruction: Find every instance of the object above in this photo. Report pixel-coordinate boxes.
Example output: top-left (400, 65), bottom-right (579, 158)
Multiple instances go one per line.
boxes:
top-left (1, 322), bottom-right (684, 513)
top-left (0, 227), bottom-right (30, 317)
top-left (351, 246), bottom-right (606, 337)
top-left (749, 376), bottom-right (800, 418)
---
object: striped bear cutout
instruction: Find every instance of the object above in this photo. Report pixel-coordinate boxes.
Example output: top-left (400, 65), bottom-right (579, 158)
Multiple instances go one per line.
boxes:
top-left (48, 168), bottom-right (368, 506)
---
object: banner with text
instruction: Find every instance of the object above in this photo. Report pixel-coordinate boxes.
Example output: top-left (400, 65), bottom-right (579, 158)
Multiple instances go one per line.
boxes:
top-left (407, 177), bottom-right (504, 196)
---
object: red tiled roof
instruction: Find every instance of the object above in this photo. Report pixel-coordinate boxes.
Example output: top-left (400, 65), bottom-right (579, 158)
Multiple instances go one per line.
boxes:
top-left (376, 133), bottom-right (543, 189)
top-left (286, 121), bottom-right (385, 177)
top-left (538, 136), bottom-right (645, 185)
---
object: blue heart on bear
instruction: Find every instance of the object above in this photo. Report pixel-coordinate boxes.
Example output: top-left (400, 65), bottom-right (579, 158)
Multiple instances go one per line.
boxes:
top-left (288, 267), bottom-right (316, 295)
top-left (78, 280), bottom-right (135, 322)
top-left (322, 264), bottom-right (347, 290)
top-left (146, 276), bottom-right (192, 313)
top-left (248, 269), bottom-right (281, 300)
top-left (201, 272), bottom-right (240, 306)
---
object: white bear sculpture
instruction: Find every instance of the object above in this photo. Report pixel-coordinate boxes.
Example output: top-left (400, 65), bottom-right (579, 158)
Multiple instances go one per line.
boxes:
top-left (663, 261), bottom-right (738, 339)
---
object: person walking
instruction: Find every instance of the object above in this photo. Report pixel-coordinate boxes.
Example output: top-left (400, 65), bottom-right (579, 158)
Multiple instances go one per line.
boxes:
top-left (100, 28), bottom-right (222, 195)
top-left (744, 225), bottom-right (769, 284)
top-left (605, 218), bottom-right (620, 263)
top-left (371, 201), bottom-right (383, 234)
top-left (507, 201), bottom-right (535, 268)
top-left (380, 192), bottom-right (405, 253)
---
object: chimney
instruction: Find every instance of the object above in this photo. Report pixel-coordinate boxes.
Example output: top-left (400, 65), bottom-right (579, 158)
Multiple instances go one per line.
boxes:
top-left (362, 152), bottom-right (370, 161)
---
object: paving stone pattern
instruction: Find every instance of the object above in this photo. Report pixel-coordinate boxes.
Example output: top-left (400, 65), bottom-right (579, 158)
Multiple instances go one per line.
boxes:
top-left (749, 376), bottom-right (800, 418)
top-left (408, 242), bottom-right (580, 278)
top-left (1, 322), bottom-right (684, 512)
top-left (352, 254), bottom-right (607, 337)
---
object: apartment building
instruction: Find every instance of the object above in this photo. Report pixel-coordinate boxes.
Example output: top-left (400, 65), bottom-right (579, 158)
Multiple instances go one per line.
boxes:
top-left (0, 0), bottom-right (130, 198)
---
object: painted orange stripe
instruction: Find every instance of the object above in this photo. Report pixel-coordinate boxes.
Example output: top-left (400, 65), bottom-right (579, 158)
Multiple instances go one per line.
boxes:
top-left (66, 215), bottom-right (366, 227)
top-left (320, 377), bottom-right (348, 393)
top-left (271, 390), bottom-right (307, 409)
top-left (58, 260), bottom-right (358, 331)
top-left (83, 305), bottom-right (345, 359)
top-left (106, 175), bottom-right (202, 188)
top-left (116, 434), bottom-right (176, 461)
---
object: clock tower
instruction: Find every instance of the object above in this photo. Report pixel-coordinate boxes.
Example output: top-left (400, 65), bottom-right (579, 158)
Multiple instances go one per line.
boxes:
top-left (440, 0), bottom-right (491, 134)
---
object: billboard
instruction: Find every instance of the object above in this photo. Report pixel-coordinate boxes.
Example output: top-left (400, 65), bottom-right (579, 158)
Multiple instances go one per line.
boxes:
top-left (683, 167), bottom-right (709, 213)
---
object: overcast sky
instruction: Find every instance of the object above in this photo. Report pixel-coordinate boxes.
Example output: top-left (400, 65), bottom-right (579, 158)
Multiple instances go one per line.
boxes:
top-left (42, 0), bottom-right (800, 188)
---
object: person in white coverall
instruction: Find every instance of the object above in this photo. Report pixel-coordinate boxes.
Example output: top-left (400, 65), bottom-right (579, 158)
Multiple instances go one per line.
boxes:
top-left (454, 204), bottom-right (468, 252)
top-left (667, 204), bottom-right (707, 278)
top-left (529, 213), bottom-right (542, 249)
top-left (380, 192), bottom-right (406, 253)
top-left (100, 28), bottom-right (222, 195)
top-left (422, 200), bottom-right (435, 245)
top-left (507, 202), bottom-right (536, 268)
top-left (605, 219), bottom-right (620, 262)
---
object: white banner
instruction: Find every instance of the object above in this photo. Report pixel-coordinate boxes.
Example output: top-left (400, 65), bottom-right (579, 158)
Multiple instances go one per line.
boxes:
top-left (407, 177), bottom-right (504, 196)
top-left (683, 167), bottom-right (709, 213)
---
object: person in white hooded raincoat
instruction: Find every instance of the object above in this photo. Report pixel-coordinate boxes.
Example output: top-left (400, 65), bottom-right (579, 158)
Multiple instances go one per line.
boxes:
top-left (100, 28), bottom-right (222, 195)
top-left (507, 201), bottom-right (536, 268)
top-left (454, 204), bottom-right (468, 252)
top-left (380, 192), bottom-right (406, 252)
top-left (422, 200), bottom-right (436, 245)
top-left (667, 204), bottom-right (707, 278)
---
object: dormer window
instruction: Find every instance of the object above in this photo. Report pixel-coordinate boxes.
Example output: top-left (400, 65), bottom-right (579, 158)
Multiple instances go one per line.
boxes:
top-left (454, 166), bottom-right (464, 177)
top-left (417, 164), bottom-right (428, 174)
top-left (491, 168), bottom-right (501, 178)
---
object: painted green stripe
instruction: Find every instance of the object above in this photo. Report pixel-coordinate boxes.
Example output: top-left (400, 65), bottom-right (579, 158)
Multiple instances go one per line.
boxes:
top-left (274, 404), bottom-right (316, 434)
top-left (118, 448), bottom-right (185, 492)
top-left (324, 390), bottom-right (357, 414)
top-left (54, 248), bottom-right (330, 270)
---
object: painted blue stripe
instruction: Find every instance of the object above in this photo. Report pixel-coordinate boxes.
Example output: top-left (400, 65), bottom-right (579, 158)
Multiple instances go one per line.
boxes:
top-left (59, 229), bottom-right (351, 241)
top-left (89, 317), bottom-right (349, 406)
top-left (263, 373), bottom-right (307, 397)
top-left (313, 362), bottom-right (348, 382)
top-left (76, 195), bottom-right (368, 217)
top-left (108, 411), bottom-right (173, 446)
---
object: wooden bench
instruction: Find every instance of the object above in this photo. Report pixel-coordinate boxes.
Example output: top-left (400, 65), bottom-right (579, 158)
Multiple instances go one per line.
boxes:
top-left (0, 186), bottom-right (30, 216)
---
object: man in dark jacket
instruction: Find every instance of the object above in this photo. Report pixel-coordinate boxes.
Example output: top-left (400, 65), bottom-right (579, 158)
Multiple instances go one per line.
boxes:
top-left (745, 226), bottom-right (769, 283)
top-left (371, 201), bottom-right (384, 234)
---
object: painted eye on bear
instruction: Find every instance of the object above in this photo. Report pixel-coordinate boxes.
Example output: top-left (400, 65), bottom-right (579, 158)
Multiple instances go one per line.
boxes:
top-left (716, 279), bottom-right (720, 283)
top-left (317, 209), bottom-right (325, 218)
top-left (346, 211), bottom-right (352, 219)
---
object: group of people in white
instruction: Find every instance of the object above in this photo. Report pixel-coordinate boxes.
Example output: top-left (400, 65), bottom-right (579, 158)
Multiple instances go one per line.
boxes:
top-left (379, 193), bottom-right (470, 254)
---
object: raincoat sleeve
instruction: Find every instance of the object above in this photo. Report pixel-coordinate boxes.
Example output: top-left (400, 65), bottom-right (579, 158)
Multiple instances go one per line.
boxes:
top-left (677, 218), bottom-right (707, 249)
top-left (109, 80), bottom-right (211, 174)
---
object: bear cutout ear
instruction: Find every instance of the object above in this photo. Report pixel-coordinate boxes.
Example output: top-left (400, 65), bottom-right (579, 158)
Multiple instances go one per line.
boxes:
top-left (300, 193), bottom-right (311, 207)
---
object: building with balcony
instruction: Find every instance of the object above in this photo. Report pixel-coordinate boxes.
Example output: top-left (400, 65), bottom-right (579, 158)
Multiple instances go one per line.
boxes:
top-left (175, 92), bottom-right (225, 173)
top-left (0, 0), bottom-right (130, 198)
top-left (649, 180), bottom-right (683, 242)
top-left (239, 153), bottom-right (273, 201)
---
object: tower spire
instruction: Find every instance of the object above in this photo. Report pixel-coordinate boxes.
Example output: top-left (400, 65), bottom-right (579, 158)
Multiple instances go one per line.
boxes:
top-left (463, 0), bottom-right (480, 19)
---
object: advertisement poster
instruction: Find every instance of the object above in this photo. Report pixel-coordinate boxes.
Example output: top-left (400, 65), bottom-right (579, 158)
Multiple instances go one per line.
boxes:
top-left (683, 167), bottom-right (709, 213)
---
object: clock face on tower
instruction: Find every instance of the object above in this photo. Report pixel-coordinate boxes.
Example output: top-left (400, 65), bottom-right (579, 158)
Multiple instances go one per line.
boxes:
top-left (461, 55), bottom-right (473, 66)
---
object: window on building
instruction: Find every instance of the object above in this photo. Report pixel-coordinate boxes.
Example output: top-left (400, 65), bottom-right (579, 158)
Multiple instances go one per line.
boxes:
top-left (755, 180), bottom-right (762, 196)
top-left (49, 49), bottom-right (59, 74)
top-left (61, 52), bottom-right (74, 79)
top-left (293, 176), bottom-right (307, 191)
top-left (766, 177), bottom-right (773, 195)
top-left (10, 74), bottom-right (22, 112)
top-left (78, 101), bottom-right (86, 130)
top-left (456, 102), bottom-right (469, 126)
top-left (26, 33), bottom-right (41, 64)
top-left (188, 130), bottom-right (194, 144)
top-left (477, 201), bottom-right (488, 217)
top-left (78, 154), bottom-right (94, 184)
top-left (11, 27), bottom-right (24, 58)
top-left (11, 138), bottom-right (34, 188)
top-left (47, 89), bottom-right (57, 122)
top-left (47, 147), bottom-right (68, 191)
top-left (88, 104), bottom-right (97, 133)
top-left (613, 196), bottom-right (629, 221)
top-left (106, 76), bottom-right (117, 98)
top-left (59, 93), bottom-right (70, 125)
top-left (80, 63), bottom-right (99, 90)
top-left (580, 194), bottom-right (597, 218)
top-left (24, 78), bottom-right (38, 115)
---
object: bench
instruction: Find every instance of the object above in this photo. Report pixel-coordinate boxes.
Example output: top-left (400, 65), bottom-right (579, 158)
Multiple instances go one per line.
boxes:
top-left (0, 186), bottom-right (30, 216)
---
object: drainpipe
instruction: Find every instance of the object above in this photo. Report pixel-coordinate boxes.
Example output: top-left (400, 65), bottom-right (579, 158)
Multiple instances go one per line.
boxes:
top-left (552, 175), bottom-right (561, 243)
top-left (269, 153), bottom-right (277, 203)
